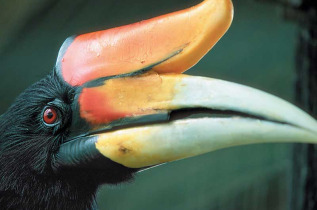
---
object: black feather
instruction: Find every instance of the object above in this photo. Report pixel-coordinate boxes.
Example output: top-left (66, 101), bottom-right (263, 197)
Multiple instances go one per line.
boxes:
top-left (0, 72), bottom-right (99, 209)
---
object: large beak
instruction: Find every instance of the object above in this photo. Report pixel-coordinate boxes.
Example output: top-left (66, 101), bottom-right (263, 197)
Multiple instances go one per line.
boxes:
top-left (52, 0), bottom-right (317, 172)
top-left (53, 72), bottom-right (317, 170)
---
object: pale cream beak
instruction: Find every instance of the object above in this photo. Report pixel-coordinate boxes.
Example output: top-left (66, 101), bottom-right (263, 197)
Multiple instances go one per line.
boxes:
top-left (77, 73), bottom-right (317, 168)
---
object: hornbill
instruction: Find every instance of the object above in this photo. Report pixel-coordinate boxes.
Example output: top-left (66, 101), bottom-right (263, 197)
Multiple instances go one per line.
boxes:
top-left (0, 0), bottom-right (316, 209)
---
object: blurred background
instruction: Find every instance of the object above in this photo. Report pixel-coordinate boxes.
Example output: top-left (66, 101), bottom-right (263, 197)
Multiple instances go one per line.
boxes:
top-left (0, 0), bottom-right (315, 209)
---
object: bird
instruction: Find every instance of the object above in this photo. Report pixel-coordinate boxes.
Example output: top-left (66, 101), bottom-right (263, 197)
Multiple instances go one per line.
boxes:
top-left (0, 0), bottom-right (316, 209)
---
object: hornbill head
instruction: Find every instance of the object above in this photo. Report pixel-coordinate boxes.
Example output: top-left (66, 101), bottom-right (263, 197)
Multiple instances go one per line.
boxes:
top-left (0, 0), bottom-right (316, 209)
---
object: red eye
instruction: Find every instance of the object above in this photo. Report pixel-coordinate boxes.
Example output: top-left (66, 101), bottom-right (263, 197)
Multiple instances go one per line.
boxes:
top-left (43, 107), bottom-right (58, 124)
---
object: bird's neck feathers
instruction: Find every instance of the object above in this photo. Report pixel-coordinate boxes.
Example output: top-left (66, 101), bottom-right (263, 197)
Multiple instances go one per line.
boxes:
top-left (0, 170), bottom-right (99, 209)
top-left (0, 73), bottom-right (99, 209)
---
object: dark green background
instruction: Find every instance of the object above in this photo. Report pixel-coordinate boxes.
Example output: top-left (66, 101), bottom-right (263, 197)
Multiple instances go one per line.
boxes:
top-left (0, 0), bottom-right (297, 209)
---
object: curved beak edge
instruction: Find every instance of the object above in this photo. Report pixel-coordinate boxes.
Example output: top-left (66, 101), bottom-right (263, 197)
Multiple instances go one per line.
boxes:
top-left (53, 74), bottom-right (317, 171)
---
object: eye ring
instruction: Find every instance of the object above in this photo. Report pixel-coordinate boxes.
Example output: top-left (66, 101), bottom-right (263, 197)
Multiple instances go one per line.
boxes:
top-left (43, 106), bottom-right (59, 125)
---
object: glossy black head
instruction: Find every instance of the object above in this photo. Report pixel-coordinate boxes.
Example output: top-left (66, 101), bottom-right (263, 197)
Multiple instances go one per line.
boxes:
top-left (0, 71), bottom-right (137, 209)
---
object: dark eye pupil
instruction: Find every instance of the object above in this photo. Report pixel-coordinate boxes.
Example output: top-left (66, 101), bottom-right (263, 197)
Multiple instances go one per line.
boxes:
top-left (47, 112), bottom-right (54, 119)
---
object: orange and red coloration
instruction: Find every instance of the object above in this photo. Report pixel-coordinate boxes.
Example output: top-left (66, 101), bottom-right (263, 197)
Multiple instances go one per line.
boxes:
top-left (78, 87), bottom-right (129, 125)
top-left (78, 72), bottom-right (180, 125)
top-left (56, 0), bottom-right (233, 126)
top-left (57, 0), bottom-right (233, 86)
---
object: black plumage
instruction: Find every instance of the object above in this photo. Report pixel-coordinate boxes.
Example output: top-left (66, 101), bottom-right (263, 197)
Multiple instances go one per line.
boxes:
top-left (0, 71), bottom-right (136, 209)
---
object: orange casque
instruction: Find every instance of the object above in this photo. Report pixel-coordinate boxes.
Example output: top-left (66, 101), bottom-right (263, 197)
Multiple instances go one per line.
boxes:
top-left (57, 0), bottom-right (233, 86)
